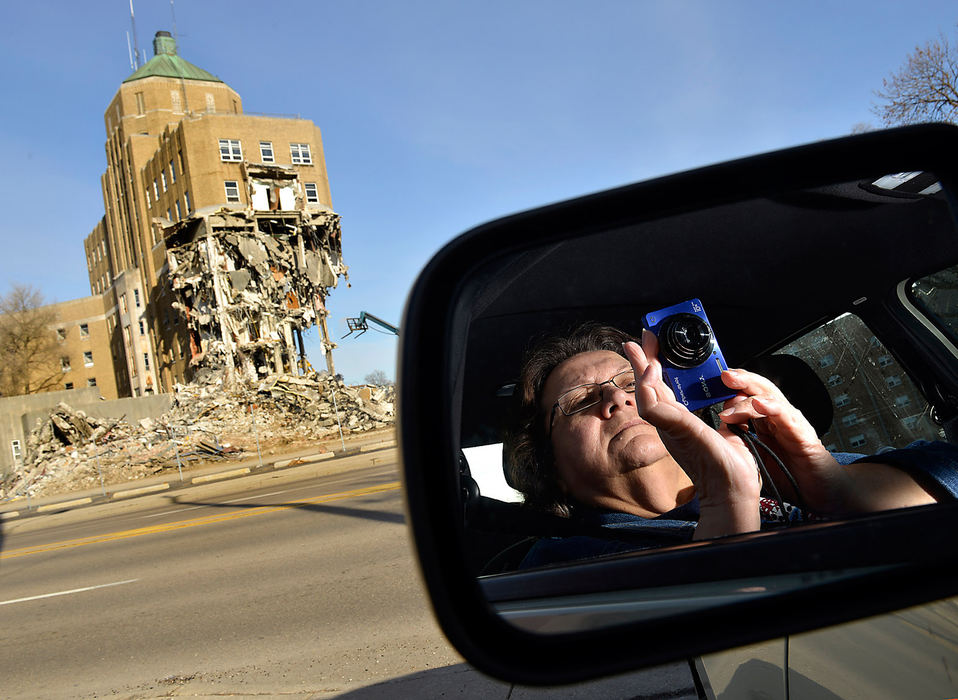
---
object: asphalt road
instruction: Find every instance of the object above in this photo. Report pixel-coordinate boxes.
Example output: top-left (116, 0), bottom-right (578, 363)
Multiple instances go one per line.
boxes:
top-left (0, 451), bottom-right (484, 698)
top-left (0, 449), bottom-right (702, 699)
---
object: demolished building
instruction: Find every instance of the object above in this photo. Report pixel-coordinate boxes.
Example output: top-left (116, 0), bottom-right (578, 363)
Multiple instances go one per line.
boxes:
top-left (161, 164), bottom-right (348, 383)
top-left (74, 30), bottom-right (350, 397)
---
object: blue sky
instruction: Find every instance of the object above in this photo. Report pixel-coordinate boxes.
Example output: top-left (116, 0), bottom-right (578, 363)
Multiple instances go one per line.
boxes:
top-left (1, 2), bottom-right (955, 384)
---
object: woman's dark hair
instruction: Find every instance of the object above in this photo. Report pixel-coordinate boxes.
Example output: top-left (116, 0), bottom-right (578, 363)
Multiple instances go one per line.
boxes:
top-left (504, 323), bottom-right (636, 516)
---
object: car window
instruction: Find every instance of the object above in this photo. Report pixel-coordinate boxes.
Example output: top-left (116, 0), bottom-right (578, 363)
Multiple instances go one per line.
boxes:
top-left (777, 313), bottom-right (942, 454)
top-left (909, 263), bottom-right (958, 346)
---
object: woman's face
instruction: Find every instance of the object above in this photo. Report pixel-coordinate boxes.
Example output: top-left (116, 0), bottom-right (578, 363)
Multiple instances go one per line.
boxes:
top-left (541, 350), bottom-right (678, 510)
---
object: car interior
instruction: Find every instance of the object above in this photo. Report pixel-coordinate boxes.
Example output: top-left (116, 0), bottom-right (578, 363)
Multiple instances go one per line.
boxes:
top-left (455, 173), bottom-right (958, 575)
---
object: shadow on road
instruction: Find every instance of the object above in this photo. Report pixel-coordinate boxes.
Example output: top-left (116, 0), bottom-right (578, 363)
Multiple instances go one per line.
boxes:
top-left (170, 496), bottom-right (406, 525)
top-left (330, 663), bottom-right (509, 698)
top-left (330, 660), bottom-right (701, 698)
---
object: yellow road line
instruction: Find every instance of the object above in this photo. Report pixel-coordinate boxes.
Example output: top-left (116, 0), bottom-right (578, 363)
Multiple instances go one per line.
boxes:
top-left (1, 481), bottom-right (401, 561)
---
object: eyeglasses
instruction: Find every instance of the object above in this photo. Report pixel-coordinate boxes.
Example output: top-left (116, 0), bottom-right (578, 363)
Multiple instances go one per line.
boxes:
top-left (548, 368), bottom-right (636, 436)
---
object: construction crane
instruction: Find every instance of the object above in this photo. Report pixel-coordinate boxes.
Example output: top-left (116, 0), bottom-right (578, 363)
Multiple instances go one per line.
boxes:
top-left (344, 312), bottom-right (399, 338)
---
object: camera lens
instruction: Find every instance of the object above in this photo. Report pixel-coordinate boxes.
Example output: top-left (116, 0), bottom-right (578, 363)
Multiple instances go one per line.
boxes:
top-left (659, 313), bottom-right (714, 368)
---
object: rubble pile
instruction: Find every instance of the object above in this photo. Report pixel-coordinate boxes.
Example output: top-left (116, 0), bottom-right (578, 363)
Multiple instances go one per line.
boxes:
top-left (164, 191), bottom-right (348, 381)
top-left (1, 372), bottom-right (394, 500)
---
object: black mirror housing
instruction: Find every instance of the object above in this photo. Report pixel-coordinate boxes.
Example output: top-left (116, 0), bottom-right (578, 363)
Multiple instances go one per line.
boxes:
top-left (399, 124), bottom-right (958, 685)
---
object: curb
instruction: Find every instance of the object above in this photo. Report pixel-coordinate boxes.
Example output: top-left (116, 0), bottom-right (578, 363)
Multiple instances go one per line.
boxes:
top-left (0, 439), bottom-right (398, 521)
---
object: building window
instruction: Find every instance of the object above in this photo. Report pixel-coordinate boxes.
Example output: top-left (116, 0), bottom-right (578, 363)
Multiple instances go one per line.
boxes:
top-left (304, 182), bottom-right (319, 203)
top-left (818, 354), bottom-right (835, 368)
top-left (225, 180), bottom-right (241, 202)
top-left (11, 439), bottom-right (22, 465)
top-left (903, 416), bottom-right (919, 429)
top-left (184, 190), bottom-right (191, 213)
top-left (171, 89), bottom-right (181, 112)
top-left (834, 393), bottom-right (850, 408)
top-left (64, 382), bottom-right (74, 390)
top-left (219, 138), bottom-right (242, 161)
top-left (260, 141), bottom-right (274, 162)
top-left (87, 377), bottom-right (97, 387)
top-left (878, 354), bottom-right (894, 368)
top-left (56, 328), bottom-right (66, 341)
top-left (167, 208), bottom-right (172, 220)
top-left (135, 91), bottom-right (145, 115)
top-left (143, 353), bottom-right (151, 370)
top-left (170, 160), bottom-right (176, 183)
top-left (79, 323), bottom-right (89, 338)
top-left (895, 395), bottom-right (912, 408)
top-left (886, 375), bottom-right (903, 388)
top-left (290, 143), bottom-right (312, 164)
top-left (61, 357), bottom-right (71, 371)
top-left (153, 179), bottom-right (159, 199)
top-left (841, 413), bottom-right (859, 427)
top-left (175, 199), bottom-right (182, 220)
top-left (160, 170), bottom-right (167, 192)
top-left (134, 289), bottom-right (141, 307)
top-left (139, 320), bottom-right (145, 335)
top-left (827, 374), bottom-right (843, 387)
top-left (206, 93), bottom-right (216, 112)
top-left (849, 434), bottom-right (867, 448)
top-left (83, 351), bottom-right (94, 367)
top-left (120, 294), bottom-right (128, 314)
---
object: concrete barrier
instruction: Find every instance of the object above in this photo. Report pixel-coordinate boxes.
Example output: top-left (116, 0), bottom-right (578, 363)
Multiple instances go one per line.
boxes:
top-left (191, 467), bottom-right (250, 484)
top-left (111, 483), bottom-right (171, 499)
top-left (274, 453), bottom-right (335, 468)
top-left (37, 497), bottom-right (92, 512)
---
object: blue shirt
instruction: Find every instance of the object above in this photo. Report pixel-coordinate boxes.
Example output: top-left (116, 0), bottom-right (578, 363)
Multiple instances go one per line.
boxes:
top-left (520, 441), bottom-right (958, 569)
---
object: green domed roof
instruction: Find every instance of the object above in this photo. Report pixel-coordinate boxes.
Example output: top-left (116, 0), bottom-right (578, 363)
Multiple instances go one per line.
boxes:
top-left (123, 31), bottom-right (224, 84)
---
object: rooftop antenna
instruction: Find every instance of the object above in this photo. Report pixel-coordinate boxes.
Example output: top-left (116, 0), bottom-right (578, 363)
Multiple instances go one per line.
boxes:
top-left (170, 0), bottom-right (180, 44)
top-left (129, 0), bottom-right (142, 69)
top-left (126, 31), bottom-right (134, 71)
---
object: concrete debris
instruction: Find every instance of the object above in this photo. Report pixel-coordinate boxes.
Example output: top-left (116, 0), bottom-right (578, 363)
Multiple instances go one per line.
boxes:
top-left (1, 371), bottom-right (394, 500)
top-left (163, 190), bottom-right (348, 383)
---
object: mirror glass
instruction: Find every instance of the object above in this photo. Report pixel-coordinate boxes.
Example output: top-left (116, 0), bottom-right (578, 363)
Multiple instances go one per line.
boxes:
top-left (450, 173), bottom-right (958, 633)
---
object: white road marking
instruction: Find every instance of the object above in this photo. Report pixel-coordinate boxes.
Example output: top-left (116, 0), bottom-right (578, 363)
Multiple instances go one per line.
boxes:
top-left (138, 506), bottom-right (205, 519)
top-left (0, 579), bottom-right (139, 607)
top-left (221, 490), bottom-right (288, 503)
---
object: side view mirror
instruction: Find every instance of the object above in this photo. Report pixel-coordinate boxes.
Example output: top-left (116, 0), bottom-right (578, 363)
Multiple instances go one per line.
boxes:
top-left (398, 124), bottom-right (958, 685)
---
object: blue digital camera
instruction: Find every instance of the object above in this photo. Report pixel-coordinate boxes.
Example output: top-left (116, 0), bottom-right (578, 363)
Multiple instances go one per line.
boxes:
top-left (643, 298), bottom-right (737, 412)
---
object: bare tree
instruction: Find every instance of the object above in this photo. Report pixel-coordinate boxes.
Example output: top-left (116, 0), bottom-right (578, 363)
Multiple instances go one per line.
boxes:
top-left (363, 369), bottom-right (392, 386)
top-left (873, 28), bottom-right (958, 126)
top-left (0, 285), bottom-right (62, 396)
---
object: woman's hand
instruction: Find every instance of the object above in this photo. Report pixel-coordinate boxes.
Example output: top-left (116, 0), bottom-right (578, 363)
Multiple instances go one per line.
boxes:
top-left (623, 332), bottom-right (761, 538)
top-left (716, 369), bottom-right (935, 513)
top-left (715, 368), bottom-right (852, 513)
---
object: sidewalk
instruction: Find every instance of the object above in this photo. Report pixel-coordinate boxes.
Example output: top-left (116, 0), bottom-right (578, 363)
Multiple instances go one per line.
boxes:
top-left (0, 427), bottom-right (397, 521)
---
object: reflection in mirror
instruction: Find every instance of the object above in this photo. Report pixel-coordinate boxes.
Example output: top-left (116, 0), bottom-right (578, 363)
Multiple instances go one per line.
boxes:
top-left (450, 173), bottom-right (958, 623)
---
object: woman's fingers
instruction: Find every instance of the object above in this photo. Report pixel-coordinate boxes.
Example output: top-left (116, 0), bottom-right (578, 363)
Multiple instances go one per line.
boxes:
top-left (641, 327), bottom-right (660, 359)
top-left (721, 368), bottom-right (787, 402)
top-left (622, 340), bottom-right (648, 374)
